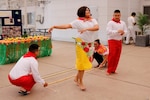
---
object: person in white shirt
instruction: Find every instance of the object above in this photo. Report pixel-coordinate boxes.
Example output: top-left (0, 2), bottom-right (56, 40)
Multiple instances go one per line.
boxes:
top-left (106, 10), bottom-right (127, 75)
top-left (48, 6), bottom-right (99, 91)
top-left (8, 44), bottom-right (48, 95)
top-left (125, 12), bottom-right (136, 44)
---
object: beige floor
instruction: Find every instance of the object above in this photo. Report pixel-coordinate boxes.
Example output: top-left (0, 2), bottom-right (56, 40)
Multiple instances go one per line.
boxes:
top-left (0, 40), bottom-right (150, 100)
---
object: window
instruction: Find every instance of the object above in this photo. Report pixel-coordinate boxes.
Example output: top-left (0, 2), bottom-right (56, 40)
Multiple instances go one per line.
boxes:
top-left (27, 12), bottom-right (35, 25)
top-left (144, 6), bottom-right (150, 19)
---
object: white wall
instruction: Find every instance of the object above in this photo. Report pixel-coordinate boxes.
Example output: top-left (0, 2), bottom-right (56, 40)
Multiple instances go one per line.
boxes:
top-left (26, 0), bottom-right (141, 45)
top-left (43, 0), bottom-right (109, 44)
top-left (42, 0), bottom-right (109, 44)
top-left (141, 0), bottom-right (150, 6)
top-left (141, 0), bottom-right (150, 11)
top-left (21, 6), bottom-right (36, 28)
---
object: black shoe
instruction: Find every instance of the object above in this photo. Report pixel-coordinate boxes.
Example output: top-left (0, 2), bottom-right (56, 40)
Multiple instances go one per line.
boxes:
top-left (18, 90), bottom-right (30, 96)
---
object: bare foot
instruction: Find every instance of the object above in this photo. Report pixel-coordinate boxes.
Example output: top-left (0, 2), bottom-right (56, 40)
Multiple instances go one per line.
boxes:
top-left (106, 72), bottom-right (111, 76)
top-left (74, 77), bottom-right (79, 86)
top-left (20, 87), bottom-right (26, 91)
top-left (78, 83), bottom-right (86, 91)
top-left (99, 64), bottom-right (104, 69)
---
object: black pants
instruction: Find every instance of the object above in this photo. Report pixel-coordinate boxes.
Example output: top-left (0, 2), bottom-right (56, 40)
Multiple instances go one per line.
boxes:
top-left (93, 52), bottom-right (103, 65)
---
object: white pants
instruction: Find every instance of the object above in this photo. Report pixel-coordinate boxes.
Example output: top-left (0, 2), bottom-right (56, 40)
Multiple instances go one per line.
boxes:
top-left (125, 27), bottom-right (136, 44)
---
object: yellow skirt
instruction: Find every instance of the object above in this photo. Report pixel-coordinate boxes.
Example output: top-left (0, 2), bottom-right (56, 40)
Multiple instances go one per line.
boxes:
top-left (74, 38), bottom-right (93, 70)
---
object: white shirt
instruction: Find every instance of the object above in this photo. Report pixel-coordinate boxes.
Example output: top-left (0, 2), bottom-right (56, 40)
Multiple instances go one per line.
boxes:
top-left (70, 19), bottom-right (98, 43)
top-left (128, 16), bottom-right (135, 28)
top-left (9, 57), bottom-right (45, 84)
top-left (106, 20), bottom-right (127, 40)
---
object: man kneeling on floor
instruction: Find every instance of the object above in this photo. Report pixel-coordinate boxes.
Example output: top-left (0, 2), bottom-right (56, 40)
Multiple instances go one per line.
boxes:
top-left (8, 44), bottom-right (48, 95)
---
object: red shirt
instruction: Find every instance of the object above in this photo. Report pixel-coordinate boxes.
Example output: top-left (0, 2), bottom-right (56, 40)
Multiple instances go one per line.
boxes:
top-left (95, 44), bottom-right (107, 55)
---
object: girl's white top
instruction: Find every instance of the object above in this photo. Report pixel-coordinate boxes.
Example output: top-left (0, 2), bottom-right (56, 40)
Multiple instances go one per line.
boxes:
top-left (70, 18), bottom-right (99, 43)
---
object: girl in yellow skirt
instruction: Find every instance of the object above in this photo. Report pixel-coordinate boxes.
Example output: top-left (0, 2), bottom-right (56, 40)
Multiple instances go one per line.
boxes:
top-left (48, 6), bottom-right (99, 91)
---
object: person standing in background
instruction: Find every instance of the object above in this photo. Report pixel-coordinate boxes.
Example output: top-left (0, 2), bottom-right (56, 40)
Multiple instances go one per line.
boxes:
top-left (48, 6), bottom-right (99, 91)
top-left (125, 12), bottom-right (136, 44)
top-left (106, 10), bottom-right (127, 75)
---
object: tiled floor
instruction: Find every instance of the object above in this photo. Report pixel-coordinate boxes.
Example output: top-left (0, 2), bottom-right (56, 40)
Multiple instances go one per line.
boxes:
top-left (0, 40), bottom-right (150, 100)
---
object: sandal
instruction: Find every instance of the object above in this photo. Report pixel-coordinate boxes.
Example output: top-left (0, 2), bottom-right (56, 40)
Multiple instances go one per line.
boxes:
top-left (18, 90), bottom-right (30, 96)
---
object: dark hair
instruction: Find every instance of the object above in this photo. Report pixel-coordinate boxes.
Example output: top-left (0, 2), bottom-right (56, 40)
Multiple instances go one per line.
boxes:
top-left (29, 44), bottom-right (39, 53)
top-left (77, 6), bottom-right (90, 17)
top-left (94, 39), bottom-right (101, 45)
top-left (114, 10), bottom-right (120, 13)
top-left (131, 12), bottom-right (136, 16)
